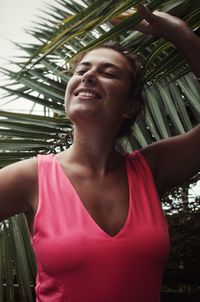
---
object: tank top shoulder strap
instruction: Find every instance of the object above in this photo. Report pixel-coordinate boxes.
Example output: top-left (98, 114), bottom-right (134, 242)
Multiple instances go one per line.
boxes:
top-left (126, 149), bottom-right (155, 185)
top-left (125, 150), bottom-right (163, 218)
top-left (37, 153), bottom-right (55, 166)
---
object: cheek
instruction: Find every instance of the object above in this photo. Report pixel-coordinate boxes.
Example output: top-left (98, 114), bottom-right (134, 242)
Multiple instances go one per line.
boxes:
top-left (64, 78), bottom-right (75, 112)
top-left (110, 84), bottom-right (130, 106)
top-left (64, 87), bottom-right (70, 112)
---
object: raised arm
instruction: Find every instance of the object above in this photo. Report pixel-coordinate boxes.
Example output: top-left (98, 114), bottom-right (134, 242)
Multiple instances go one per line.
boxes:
top-left (135, 4), bottom-right (200, 80)
top-left (135, 5), bottom-right (200, 196)
top-left (142, 125), bottom-right (200, 196)
top-left (0, 158), bottom-right (38, 227)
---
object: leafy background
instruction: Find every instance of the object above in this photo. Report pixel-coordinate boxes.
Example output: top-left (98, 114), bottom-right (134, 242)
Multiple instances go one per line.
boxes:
top-left (0, 0), bottom-right (200, 301)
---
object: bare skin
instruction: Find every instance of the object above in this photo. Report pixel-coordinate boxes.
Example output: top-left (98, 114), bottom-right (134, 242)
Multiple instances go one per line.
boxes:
top-left (0, 5), bottom-right (200, 237)
top-left (58, 48), bottom-right (133, 236)
top-left (134, 5), bottom-right (200, 194)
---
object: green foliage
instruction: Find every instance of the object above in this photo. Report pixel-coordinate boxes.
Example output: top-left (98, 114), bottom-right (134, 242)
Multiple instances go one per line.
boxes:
top-left (0, 215), bottom-right (36, 301)
top-left (162, 178), bottom-right (200, 295)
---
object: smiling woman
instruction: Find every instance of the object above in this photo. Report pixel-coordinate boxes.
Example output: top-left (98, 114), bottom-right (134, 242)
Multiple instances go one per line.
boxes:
top-left (66, 43), bottom-right (144, 137)
top-left (65, 48), bottom-right (132, 127)
top-left (0, 4), bottom-right (200, 302)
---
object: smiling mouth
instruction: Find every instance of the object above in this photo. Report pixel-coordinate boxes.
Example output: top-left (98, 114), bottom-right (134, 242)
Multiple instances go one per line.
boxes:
top-left (74, 88), bottom-right (102, 99)
top-left (76, 91), bottom-right (97, 98)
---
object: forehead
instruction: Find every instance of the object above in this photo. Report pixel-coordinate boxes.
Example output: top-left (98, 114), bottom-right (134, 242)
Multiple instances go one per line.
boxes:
top-left (78, 48), bottom-right (130, 71)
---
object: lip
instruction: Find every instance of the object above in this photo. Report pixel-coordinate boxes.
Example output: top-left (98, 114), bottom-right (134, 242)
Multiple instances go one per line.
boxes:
top-left (74, 87), bottom-right (102, 99)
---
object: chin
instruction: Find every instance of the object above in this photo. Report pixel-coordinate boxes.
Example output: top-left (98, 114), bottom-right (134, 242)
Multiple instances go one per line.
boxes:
top-left (67, 107), bottom-right (99, 123)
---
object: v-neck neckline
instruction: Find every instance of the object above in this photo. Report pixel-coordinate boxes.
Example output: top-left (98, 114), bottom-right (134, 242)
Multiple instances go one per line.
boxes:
top-left (54, 155), bottom-right (132, 239)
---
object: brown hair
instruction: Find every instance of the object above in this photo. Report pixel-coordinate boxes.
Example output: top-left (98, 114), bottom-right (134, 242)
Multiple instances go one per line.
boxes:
top-left (71, 41), bottom-right (145, 138)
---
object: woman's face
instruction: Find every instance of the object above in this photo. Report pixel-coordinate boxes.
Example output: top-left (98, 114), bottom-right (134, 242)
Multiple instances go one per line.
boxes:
top-left (65, 48), bottom-right (132, 126)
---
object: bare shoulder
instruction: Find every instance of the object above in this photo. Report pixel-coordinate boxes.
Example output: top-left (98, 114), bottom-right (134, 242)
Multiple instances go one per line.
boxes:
top-left (0, 157), bottom-right (38, 222)
top-left (0, 157), bottom-right (38, 183)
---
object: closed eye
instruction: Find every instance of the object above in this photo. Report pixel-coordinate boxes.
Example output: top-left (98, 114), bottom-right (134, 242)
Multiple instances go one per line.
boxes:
top-left (75, 69), bottom-right (88, 75)
top-left (103, 71), bottom-right (117, 78)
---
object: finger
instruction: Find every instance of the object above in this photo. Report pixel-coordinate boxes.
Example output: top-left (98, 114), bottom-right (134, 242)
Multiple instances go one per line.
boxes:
top-left (111, 9), bottom-right (133, 24)
top-left (135, 21), bottom-right (154, 35)
top-left (136, 4), bottom-right (157, 23)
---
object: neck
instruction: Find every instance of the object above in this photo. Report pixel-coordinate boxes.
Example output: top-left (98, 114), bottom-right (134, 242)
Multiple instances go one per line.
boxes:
top-left (66, 124), bottom-right (121, 174)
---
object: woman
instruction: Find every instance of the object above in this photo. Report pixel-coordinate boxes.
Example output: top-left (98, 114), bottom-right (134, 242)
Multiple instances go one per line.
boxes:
top-left (0, 4), bottom-right (200, 302)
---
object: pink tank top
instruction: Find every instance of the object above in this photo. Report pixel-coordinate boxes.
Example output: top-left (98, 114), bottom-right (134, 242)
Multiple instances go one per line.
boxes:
top-left (32, 150), bottom-right (170, 302)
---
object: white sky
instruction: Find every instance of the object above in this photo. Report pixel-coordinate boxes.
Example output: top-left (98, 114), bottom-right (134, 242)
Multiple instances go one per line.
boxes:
top-left (0, 0), bottom-right (83, 112)
top-left (0, 0), bottom-right (47, 112)
top-left (0, 0), bottom-right (47, 68)
top-left (0, 0), bottom-right (58, 113)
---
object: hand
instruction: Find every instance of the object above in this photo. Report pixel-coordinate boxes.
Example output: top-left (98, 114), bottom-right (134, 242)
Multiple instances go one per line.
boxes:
top-left (135, 4), bottom-right (190, 45)
top-left (111, 4), bottom-right (192, 47)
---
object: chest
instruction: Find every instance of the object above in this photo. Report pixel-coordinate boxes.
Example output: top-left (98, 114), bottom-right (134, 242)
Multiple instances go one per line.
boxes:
top-left (65, 168), bottom-right (130, 237)
top-left (33, 154), bottom-right (170, 287)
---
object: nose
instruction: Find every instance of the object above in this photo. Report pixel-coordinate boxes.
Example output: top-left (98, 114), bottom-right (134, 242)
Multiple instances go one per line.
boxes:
top-left (82, 70), bottom-right (97, 85)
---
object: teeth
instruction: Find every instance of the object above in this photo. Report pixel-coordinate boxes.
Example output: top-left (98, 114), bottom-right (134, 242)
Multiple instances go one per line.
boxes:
top-left (78, 92), bottom-right (96, 97)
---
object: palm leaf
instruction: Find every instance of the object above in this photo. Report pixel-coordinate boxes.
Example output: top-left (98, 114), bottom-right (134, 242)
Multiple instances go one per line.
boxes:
top-left (0, 216), bottom-right (36, 301)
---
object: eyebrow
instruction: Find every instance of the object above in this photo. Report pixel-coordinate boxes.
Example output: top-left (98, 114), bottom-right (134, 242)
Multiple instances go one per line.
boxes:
top-left (76, 61), bottom-right (122, 72)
